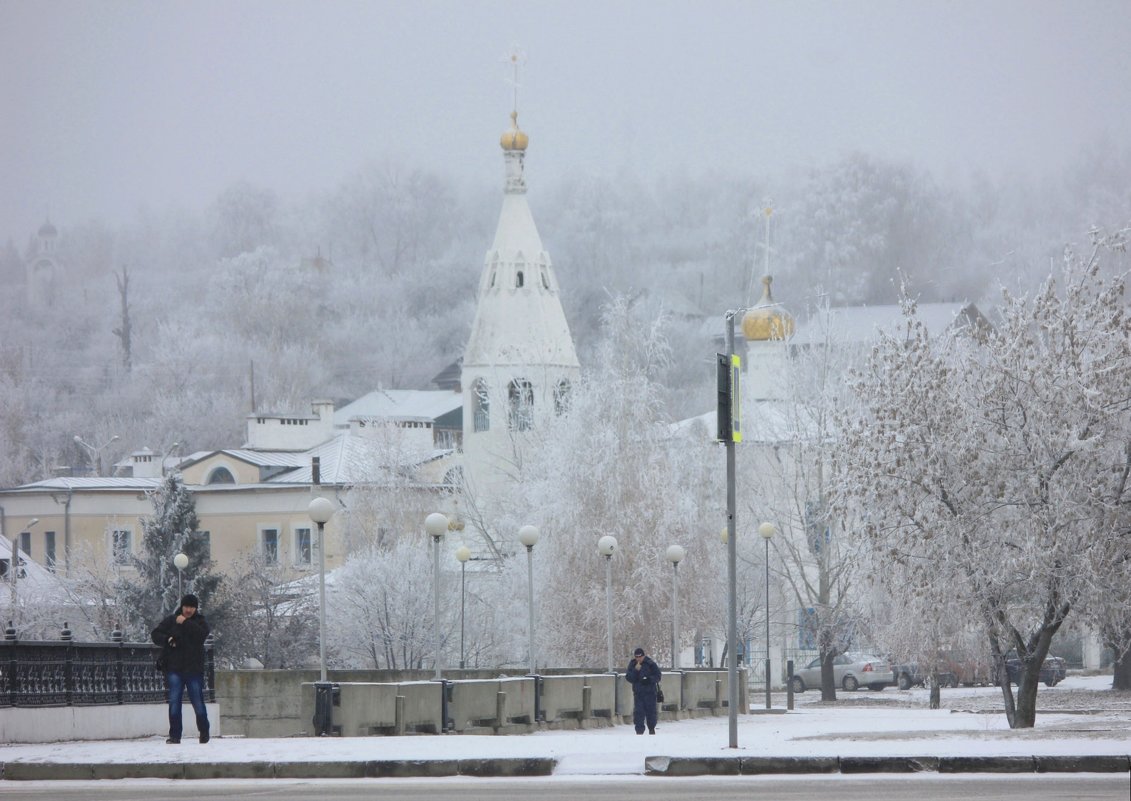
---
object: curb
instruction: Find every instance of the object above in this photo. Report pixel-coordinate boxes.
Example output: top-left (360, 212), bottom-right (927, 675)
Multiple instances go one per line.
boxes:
top-left (3, 754), bottom-right (1128, 780)
top-left (645, 754), bottom-right (1131, 776)
top-left (0, 757), bottom-right (557, 781)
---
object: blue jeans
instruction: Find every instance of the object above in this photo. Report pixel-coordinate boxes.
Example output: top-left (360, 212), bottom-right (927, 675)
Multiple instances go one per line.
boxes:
top-left (167, 671), bottom-right (209, 741)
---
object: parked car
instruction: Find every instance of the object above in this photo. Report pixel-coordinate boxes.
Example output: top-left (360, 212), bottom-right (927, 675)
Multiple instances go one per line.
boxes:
top-left (790, 653), bottom-right (895, 693)
top-left (892, 651), bottom-right (993, 690)
top-left (1004, 654), bottom-right (1067, 687)
top-left (892, 662), bottom-right (957, 690)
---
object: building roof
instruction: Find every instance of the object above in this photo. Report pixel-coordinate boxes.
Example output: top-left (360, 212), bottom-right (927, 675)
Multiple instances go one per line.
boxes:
top-left (790, 301), bottom-right (982, 347)
top-left (334, 389), bottom-right (462, 426)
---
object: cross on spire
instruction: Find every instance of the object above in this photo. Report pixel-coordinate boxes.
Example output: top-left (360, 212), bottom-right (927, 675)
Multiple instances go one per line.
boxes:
top-left (503, 46), bottom-right (527, 116)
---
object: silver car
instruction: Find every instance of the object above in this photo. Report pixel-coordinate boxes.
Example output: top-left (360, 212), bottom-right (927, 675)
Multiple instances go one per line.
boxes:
top-left (790, 653), bottom-right (894, 692)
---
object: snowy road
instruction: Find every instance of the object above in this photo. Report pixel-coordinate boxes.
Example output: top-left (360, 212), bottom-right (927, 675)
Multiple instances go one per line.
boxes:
top-left (0, 774), bottom-right (1127, 801)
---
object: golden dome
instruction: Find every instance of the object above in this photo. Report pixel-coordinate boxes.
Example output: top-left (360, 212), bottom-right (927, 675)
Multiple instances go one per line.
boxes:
top-left (741, 276), bottom-right (795, 341)
top-left (500, 110), bottom-right (529, 151)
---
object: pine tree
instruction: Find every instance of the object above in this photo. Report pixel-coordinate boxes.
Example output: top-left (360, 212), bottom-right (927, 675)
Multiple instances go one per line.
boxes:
top-left (116, 473), bottom-right (221, 639)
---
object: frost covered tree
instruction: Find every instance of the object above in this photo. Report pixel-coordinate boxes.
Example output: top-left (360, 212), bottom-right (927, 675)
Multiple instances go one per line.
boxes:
top-left (116, 473), bottom-right (222, 640)
top-left (836, 232), bottom-right (1131, 727)
top-left (495, 297), bottom-right (721, 668)
top-left (740, 309), bottom-right (865, 701)
top-left (211, 553), bottom-right (318, 669)
top-left (326, 536), bottom-right (446, 670)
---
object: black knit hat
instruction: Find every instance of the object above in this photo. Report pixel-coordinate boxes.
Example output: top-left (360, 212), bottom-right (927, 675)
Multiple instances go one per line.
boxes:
top-left (180, 593), bottom-right (200, 609)
top-left (634, 647), bottom-right (645, 656)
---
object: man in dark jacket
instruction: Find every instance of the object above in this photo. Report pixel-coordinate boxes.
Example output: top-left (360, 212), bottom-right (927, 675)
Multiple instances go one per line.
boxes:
top-left (625, 646), bottom-right (662, 734)
top-left (151, 593), bottom-right (211, 744)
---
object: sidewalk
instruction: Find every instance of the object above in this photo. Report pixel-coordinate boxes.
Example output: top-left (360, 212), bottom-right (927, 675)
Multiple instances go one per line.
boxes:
top-left (3, 674), bottom-right (1129, 780)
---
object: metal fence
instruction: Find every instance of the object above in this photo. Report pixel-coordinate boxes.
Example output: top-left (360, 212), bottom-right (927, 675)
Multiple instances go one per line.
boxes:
top-left (0, 629), bottom-right (215, 708)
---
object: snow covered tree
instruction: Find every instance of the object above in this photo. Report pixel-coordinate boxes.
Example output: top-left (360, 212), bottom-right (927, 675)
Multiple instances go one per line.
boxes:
top-left (210, 552), bottom-right (318, 669)
top-left (740, 307), bottom-right (866, 701)
top-left (836, 231), bottom-right (1131, 727)
top-left (116, 473), bottom-right (221, 640)
top-left (495, 297), bottom-right (721, 668)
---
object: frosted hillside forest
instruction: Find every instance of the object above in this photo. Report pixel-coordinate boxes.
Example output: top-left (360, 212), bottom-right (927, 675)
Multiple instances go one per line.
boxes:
top-left (2, 152), bottom-right (1130, 488)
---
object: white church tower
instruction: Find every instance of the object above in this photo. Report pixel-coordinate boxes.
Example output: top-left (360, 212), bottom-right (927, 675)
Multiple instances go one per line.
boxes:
top-left (460, 106), bottom-right (580, 505)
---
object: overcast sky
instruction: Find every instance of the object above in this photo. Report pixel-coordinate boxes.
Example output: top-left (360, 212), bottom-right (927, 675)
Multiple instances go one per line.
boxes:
top-left (3, 0), bottom-right (1130, 246)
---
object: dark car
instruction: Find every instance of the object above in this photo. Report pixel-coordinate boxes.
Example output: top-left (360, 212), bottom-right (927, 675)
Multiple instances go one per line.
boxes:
top-left (1004, 654), bottom-right (1067, 687)
top-left (893, 661), bottom-right (959, 690)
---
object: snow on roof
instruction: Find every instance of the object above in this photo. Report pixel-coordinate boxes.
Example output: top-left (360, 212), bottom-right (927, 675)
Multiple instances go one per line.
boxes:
top-left (791, 302), bottom-right (977, 346)
top-left (0, 537), bottom-right (69, 598)
top-left (1, 476), bottom-right (161, 493)
top-left (263, 431), bottom-right (454, 485)
top-left (334, 389), bottom-right (462, 426)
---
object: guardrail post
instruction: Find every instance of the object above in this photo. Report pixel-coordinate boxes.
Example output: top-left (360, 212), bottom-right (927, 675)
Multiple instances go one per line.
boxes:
top-left (787, 659), bottom-right (794, 711)
top-left (495, 690), bottom-right (506, 729)
top-left (395, 694), bottom-right (406, 735)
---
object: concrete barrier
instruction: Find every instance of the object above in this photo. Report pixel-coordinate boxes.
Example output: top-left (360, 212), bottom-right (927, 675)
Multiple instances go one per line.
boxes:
top-left (0, 702), bottom-right (218, 744)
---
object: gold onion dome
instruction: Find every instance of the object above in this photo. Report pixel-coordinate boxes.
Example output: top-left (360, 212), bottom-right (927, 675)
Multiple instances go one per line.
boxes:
top-left (742, 276), bottom-right (795, 341)
top-left (500, 110), bottom-right (529, 151)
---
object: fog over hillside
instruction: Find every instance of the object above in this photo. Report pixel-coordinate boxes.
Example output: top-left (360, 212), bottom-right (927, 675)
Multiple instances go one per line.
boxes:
top-left (1, 1), bottom-right (1129, 486)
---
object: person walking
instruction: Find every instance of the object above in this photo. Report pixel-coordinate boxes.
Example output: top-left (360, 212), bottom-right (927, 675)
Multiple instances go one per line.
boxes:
top-left (151, 593), bottom-right (211, 744)
top-left (625, 646), bottom-right (662, 734)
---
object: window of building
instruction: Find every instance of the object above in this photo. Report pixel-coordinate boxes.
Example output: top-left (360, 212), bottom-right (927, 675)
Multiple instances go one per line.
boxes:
top-left (18, 531), bottom-right (31, 558)
top-left (261, 528), bottom-right (279, 565)
top-left (541, 269), bottom-right (550, 289)
top-left (294, 527), bottom-right (312, 566)
top-left (206, 467), bottom-right (235, 485)
top-left (473, 378), bottom-right (490, 432)
top-left (112, 530), bottom-right (132, 565)
top-left (508, 378), bottom-right (534, 431)
top-left (45, 531), bottom-right (56, 571)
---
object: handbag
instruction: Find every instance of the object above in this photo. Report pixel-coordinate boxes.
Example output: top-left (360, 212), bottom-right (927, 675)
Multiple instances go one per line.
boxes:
top-left (656, 687), bottom-right (665, 703)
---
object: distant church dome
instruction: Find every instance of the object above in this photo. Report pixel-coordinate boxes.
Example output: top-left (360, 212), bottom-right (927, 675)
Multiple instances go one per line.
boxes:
top-left (741, 276), bottom-right (795, 341)
top-left (38, 219), bottom-right (57, 238)
top-left (500, 111), bottom-right (529, 151)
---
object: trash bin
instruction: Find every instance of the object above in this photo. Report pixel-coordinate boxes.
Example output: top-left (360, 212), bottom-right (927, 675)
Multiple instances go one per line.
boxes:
top-left (313, 681), bottom-right (339, 736)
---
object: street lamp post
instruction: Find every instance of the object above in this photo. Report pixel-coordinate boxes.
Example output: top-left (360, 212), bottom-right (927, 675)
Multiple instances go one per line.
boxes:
top-left (518, 525), bottom-right (540, 674)
top-left (597, 535), bottom-right (618, 673)
top-left (73, 434), bottom-right (119, 477)
top-left (455, 545), bottom-right (470, 669)
top-left (425, 512), bottom-right (449, 681)
top-left (666, 545), bottom-right (685, 670)
top-left (724, 310), bottom-right (740, 748)
top-left (758, 521), bottom-right (776, 710)
top-left (307, 497), bottom-right (335, 684)
top-left (173, 552), bottom-right (188, 599)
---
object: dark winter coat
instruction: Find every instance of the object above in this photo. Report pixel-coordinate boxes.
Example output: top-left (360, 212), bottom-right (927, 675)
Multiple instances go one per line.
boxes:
top-left (151, 610), bottom-right (210, 675)
top-left (625, 655), bottom-right (662, 696)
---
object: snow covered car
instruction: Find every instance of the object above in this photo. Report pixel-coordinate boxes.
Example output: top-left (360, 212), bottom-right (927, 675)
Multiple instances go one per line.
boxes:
top-left (790, 653), bottom-right (895, 693)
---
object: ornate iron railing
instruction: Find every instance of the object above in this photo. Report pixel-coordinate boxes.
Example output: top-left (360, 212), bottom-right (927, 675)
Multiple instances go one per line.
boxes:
top-left (0, 636), bottom-right (215, 708)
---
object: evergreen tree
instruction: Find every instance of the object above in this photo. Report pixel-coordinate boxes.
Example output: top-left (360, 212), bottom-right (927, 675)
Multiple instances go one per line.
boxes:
top-left (116, 473), bottom-right (221, 639)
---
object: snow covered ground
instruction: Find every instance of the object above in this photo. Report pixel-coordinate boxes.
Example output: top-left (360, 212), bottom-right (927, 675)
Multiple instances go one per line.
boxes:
top-left (2, 674), bottom-right (1127, 775)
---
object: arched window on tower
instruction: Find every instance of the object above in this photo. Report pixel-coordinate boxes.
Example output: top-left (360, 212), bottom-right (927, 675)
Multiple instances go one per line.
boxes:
top-left (472, 379), bottom-right (490, 432)
top-left (541, 269), bottom-right (550, 289)
top-left (554, 379), bottom-right (572, 415)
top-left (515, 270), bottom-right (524, 288)
top-left (508, 378), bottom-right (534, 431)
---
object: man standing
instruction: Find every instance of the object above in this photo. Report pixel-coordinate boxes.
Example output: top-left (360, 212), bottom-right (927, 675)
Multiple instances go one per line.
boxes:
top-left (151, 593), bottom-right (211, 744)
top-left (625, 646), bottom-right (662, 734)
